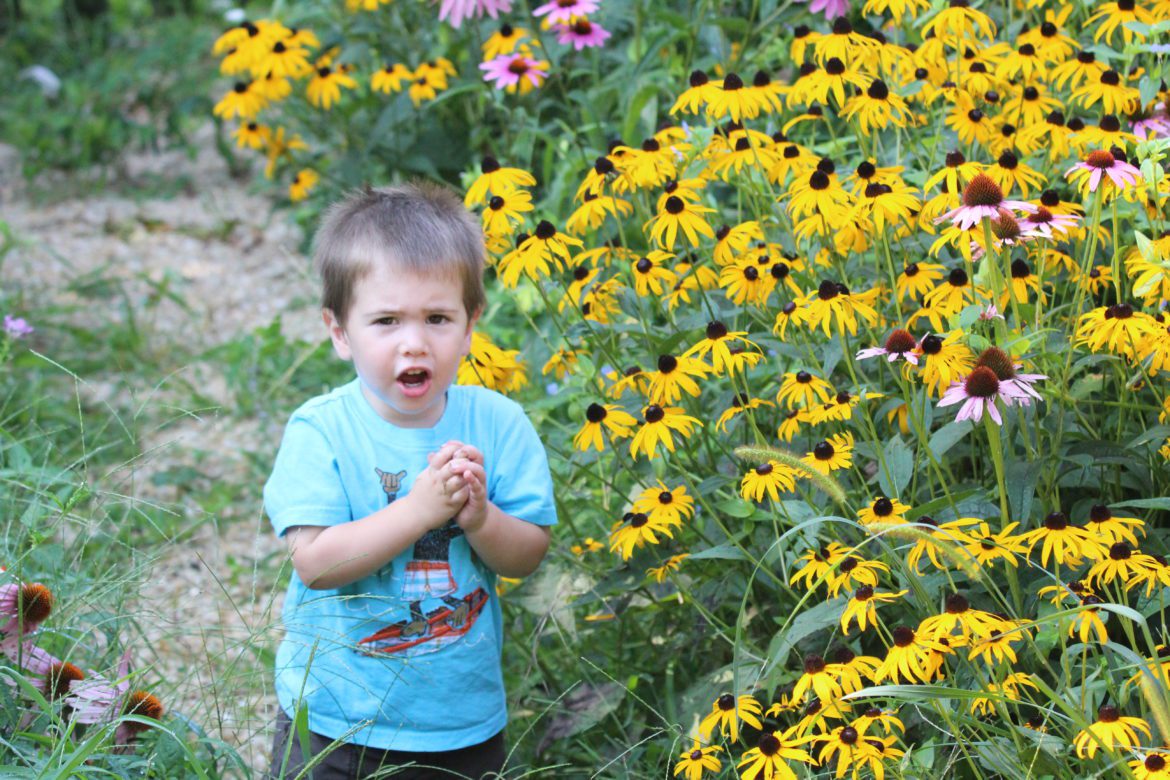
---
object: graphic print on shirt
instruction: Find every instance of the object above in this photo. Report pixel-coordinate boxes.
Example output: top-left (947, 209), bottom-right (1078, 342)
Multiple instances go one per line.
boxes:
top-left (357, 466), bottom-right (488, 656)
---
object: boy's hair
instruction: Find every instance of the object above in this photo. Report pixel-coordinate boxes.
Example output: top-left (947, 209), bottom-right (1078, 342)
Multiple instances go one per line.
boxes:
top-left (313, 182), bottom-right (486, 323)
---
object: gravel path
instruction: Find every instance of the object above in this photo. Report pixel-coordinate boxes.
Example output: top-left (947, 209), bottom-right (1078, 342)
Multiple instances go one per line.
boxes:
top-left (4, 126), bottom-right (320, 773)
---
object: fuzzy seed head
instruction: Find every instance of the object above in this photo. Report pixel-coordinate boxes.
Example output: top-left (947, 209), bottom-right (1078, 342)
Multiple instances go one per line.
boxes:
top-left (961, 173), bottom-right (1004, 207)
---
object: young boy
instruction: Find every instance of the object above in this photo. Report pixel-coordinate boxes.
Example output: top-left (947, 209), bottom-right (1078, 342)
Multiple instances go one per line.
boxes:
top-left (264, 183), bottom-right (557, 779)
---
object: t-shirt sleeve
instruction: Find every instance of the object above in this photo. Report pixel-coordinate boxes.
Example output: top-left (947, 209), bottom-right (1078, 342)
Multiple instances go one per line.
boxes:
top-left (489, 402), bottom-right (558, 527)
top-left (264, 416), bottom-right (353, 537)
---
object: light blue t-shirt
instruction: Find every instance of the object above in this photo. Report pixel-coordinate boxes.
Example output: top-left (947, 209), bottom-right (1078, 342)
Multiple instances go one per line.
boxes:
top-left (264, 379), bottom-right (557, 751)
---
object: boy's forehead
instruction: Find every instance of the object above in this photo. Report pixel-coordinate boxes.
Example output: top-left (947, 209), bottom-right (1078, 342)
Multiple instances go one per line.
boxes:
top-left (352, 263), bottom-right (465, 307)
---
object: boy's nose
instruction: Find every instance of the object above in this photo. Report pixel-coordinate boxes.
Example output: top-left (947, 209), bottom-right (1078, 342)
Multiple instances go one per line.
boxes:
top-left (400, 323), bottom-right (428, 354)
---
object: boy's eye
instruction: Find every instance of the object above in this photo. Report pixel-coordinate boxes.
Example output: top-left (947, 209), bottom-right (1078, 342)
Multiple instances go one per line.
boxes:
top-left (427, 314), bottom-right (450, 324)
top-left (375, 317), bottom-right (397, 325)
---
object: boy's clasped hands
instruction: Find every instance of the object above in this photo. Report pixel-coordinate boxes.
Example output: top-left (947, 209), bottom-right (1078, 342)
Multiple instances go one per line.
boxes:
top-left (412, 440), bottom-right (489, 532)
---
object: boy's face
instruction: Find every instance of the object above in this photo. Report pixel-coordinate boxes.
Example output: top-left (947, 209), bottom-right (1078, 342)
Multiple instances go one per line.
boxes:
top-left (324, 264), bottom-right (479, 428)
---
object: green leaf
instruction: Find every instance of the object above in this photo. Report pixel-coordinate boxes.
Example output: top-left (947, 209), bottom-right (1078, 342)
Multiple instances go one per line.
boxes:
top-left (767, 598), bottom-right (842, 666)
top-left (689, 544), bottom-right (750, 561)
top-left (715, 498), bottom-right (758, 518)
top-left (879, 436), bottom-right (913, 498)
top-left (1006, 460), bottom-right (1042, 522)
top-left (928, 422), bottom-right (970, 459)
top-left (1111, 497), bottom-right (1170, 511)
top-left (622, 83), bottom-right (660, 146)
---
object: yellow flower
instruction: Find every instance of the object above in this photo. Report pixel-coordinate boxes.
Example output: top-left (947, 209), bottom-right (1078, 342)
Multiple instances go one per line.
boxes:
top-left (841, 585), bottom-right (905, 635)
top-left (1073, 706), bottom-right (1151, 758)
top-left (629, 405), bottom-right (702, 460)
top-left (874, 625), bottom-right (952, 683)
top-left (740, 461), bottom-right (797, 502)
top-left (371, 63), bottom-right (412, 94)
top-left (790, 543), bottom-right (848, 592)
top-left (647, 554), bottom-right (690, 584)
top-left (736, 727), bottom-right (815, 780)
top-left (699, 693), bottom-right (763, 743)
top-left (631, 483), bottom-right (695, 529)
top-left (570, 537), bottom-right (604, 556)
top-left (646, 354), bottom-right (709, 405)
top-left (856, 496), bottom-right (910, 527)
top-left (573, 403), bottom-right (637, 452)
top-left (673, 739), bottom-right (721, 780)
top-left (306, 65), bottom-right (357, 109)
top-left (481, 189), bottom-right (534, 236)
top-left (801, 432), bottom-right (854, 475)
top-left (608, 511), bottom-right (673, 561)
top-left (775, 370), bottom-right (834, 410)
top-left (645, 196), bottom-right (716, 250)
top-left (213, 80), bottom-right (268, 120)
top-left (465, 156), bottom-right (537, 207)
top-left (288, 168), bottom-right (318, 201)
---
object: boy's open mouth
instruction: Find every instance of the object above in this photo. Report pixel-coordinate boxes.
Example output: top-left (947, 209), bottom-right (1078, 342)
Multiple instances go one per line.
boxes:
top-left (397, 368), bottom-right (431, 398)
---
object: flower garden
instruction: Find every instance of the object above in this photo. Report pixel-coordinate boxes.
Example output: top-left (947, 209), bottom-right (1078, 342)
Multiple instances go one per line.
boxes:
top-left (4, 0), bottom-right (1170, 777)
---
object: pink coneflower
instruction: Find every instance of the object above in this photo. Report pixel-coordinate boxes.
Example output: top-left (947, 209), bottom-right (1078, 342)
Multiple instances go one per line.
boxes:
top-left (438, 0), bottom-right (513, 28)
top-left (0, 581), bottom-right (53, 635)
top-left (65, 651), bottom-right (164, 749)
top-left (856, 328), bottom-right (920, 365)
top-left (1131, 105), bottom-right (1170, 139)
top-left (479, 51), bottom-right (549, 92)
top-left (554, 17), bottom-right (611, 50)
top-left (1065, 149), bottom-right (1143, 193)
top-left (805, 1), bottom-right (851, 19)
top-left (532, 0), bottom-right (599, 24)
top-left (938, 347), bottom-right (1046, 425)
top-left (935, 173), bottom-right (1036, 231)
top-left (971, 208), bottom-right (1042, 259)
top-left (1020, 205), bottom-right (1081, 239)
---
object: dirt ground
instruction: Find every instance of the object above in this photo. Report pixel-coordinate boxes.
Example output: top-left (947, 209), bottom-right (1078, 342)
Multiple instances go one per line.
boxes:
top-left (4, 125), bottom-right (322, 773)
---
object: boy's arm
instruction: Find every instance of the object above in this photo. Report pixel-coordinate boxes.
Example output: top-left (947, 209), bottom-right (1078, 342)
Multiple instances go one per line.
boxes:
top-left (287, 449), bottom-right (470, 590)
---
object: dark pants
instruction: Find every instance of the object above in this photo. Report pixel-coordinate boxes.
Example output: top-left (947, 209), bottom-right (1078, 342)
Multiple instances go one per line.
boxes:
top-left (267, 709), bottom-right (507, 779)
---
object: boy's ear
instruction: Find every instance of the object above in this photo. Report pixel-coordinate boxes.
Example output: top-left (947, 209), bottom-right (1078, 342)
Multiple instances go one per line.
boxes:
top-left (322, 309), bottom-right (353, 361)
top-left (462, 307), bottom-right (482, 356)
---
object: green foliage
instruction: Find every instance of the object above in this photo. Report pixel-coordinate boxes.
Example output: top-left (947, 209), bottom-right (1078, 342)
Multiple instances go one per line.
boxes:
top-left (0, 3), bottom-right (218, 179)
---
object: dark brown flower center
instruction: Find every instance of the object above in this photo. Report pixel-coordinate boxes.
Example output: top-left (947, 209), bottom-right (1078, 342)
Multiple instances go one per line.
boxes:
top-left (717, 693), bottom-right (736, 710)
top-left (1109, 542), bottom-right (1132, 560)
top-left (804, 654), bottom-right (826, 673)
top-left (814, 442), bottom-right (834, 460)
top-left (873, 497), bottom-right (894, 516)
top-left (945, 593), bottom-right (970, 613)
top-left (664, 196), bottom-right (685, 214)
top-left (892, 626), bottom-right (915, 646)
top-left (19, 583), bottom-right (53, 625)
top-left (535, 220), bottom-right (556, 240)
top-left (1097, 705), bottom-right (1119, 723)
top-left (1086, 150), bottom-right (1116, 169)
top-left (976, 347), bottom-right (1016, 381)
top-left (1044, 512), bottom-right (1068, 530)
top-left (644, 405), bottom-right (665, 423)
top-left (964, 366), bottom-right (1000, 398)
top-left (586, 403), bottom-right (606, 423)
top-left (840, 727), bottom-right (859, 745)
top-left (962, 174), bottom-right (1004, 207)
top-left (758, 734), bottom-right (781, 755)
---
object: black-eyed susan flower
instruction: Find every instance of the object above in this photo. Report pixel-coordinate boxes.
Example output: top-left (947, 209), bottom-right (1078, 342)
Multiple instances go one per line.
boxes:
top-left (1075, 115), bottom-right (1139, 154)
top-left (498, 220), bottom-right (582, 287)
top-left (262, 126), bottom-right (306, 179)
top-left (632, 482), bottom-right (694, 528)
top-left (706, 72), bottom-right (766, 122)
top-left (716, 394), bottom-right (774, 432)
top-left (895, 262), bottom-right (946, 302)
top-left (581, 278), bottom-right (623, 323)
top-left (1086, 542), bottom-right (1160, 588)
top-left (1083, 504), bottom-right (1145, 547)
top-left (791, 653), bottom-right (846, 705)
top-left (233, 121), bottom-right (270, 149)
top-left (969, 672), bottom-right (1037, 716)
top-left (804, 390), bottom-right (880, 425)
top-left (832, 646), bottom-right (880, 694)
top-left (736, 727), bottom-right (814, 780)
top-left (609, 512), bottom-right (672, 560)
top-left (1087, 0), bottom-right (1155, 45)
top-left (670, 70), bottom-right (720, 116)
top-left (919, 593), bottom-right (1009, 647)
top-left (459, 332), bottom-right (528, 392)
top-left (629, 251), bottom-right (678, 297)
top-left (565, 192), bottom-right (633, 235)
top-left (465, 155), bottom-right (537, 207)
top-left (785, 165), bottom-right (852, 225)
top-left (828, 555), bottom-right (889, 598)
top-left (1074, 705), bottom-right (1151, 758)
top-left (1070, 594), bottom-right (1110, 642)
top-left (570, 537), bottom-right (603, 555)
top-left (684, 321), bottom-right (762, 376)
top-left (960, 521), bottom-right (1028, 568)
top-left (791, 543), bottom-right (849, 592)
top-left (541, 348), bottom-right (579, 381)
top-left (1075, 303), bottom-right (1159, 361)
top-left (851, 181), bottom-right (920, 232)
top-left (306, 65), bottom-right (357, 109)
top-left (646, 354), bottom-right (708, 405)
top-left (573, 402), bottom-right (636, 452)
top-left (841, 584), bottom-right (905, 635)
top-left (1131, 751), bottom-right (1170, 780)
top-left (289, 169), bottom-right (318, 202)
top-left (802, 432), bottom-right (854, 476)
top-left (629, 404), bottom-right (701, 460)
top-left (741, 461), bottom-right (797, 503)
top-left (776, 370), bottom-right (833, 410)
top-left (801, 280), bottom-right (881, 337)
top-left (673, 739), bottom-right (722, 780)
top-left (645, 196), bottom-right (716, 250)
top-left (874, 625), bottom-right (952, 683)
top-left (841, 78), bottom-right (911, 134)
top-left (481, 189), bottom-right (533, 236)
top-left (699, 692), bottom-right (763, 743)
top-left (1024, 512), bottom-right (1109, 568)
top-left (857, 496), bottom-right (911, 527)
top-left (922, 0), bottom-right (996, 44)
top-left (712, 221), bottom-right (765, 266)
top-left (213, 80), bottom-right (268, 120)
top-left (482, 23), bottom-right (529, 59)
top-left (916, 331), bottom-right (975, 397)
top-left (647, 553), bottom-right (690, 584)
